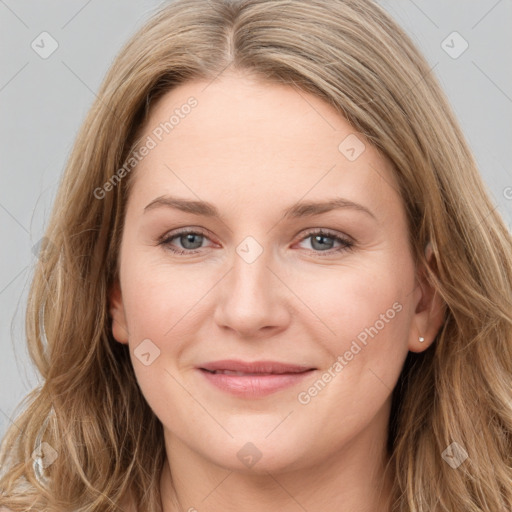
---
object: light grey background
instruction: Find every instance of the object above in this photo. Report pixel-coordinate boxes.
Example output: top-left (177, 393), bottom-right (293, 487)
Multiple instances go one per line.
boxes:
top-left (1, 0), bottom-right (511, 439)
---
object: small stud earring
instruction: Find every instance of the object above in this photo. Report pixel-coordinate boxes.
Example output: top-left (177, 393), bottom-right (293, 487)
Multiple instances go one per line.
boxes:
top-left (419, 336), bottom-right (425, 343)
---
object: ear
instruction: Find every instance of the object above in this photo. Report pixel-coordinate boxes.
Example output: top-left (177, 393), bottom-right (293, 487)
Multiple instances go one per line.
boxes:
top-left (109, 278), bottom-right (129, 345)
top-left (408, 242), bottom-right (446, 353)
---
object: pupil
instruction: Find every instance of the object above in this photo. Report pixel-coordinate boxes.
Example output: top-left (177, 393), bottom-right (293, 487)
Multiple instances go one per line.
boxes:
top-left (182, 234), bottom-right (202, 249)
top-left (312, 235), bottom-right (333, 251)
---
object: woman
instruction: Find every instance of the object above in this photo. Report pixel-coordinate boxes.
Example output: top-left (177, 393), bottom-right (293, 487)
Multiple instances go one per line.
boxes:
top-left (1, 0), bottom-right (511, 510)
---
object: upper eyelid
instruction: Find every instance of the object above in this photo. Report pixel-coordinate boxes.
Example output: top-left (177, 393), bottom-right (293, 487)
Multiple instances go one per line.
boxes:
top-left (160, 227), bottom-right (213, 243)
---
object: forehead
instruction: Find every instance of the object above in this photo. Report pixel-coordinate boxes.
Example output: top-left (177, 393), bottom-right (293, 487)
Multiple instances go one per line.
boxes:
top-left (127, 72), bottom-right (401, 219)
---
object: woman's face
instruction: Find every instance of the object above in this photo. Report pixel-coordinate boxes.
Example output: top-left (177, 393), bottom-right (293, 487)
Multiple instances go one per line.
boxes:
top-left (110, 71), bottom-right (439, 473)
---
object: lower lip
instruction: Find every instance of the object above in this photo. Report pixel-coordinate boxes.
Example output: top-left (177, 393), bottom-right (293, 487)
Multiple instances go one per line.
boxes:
top-left (198, 369), bottom-right (315, 398)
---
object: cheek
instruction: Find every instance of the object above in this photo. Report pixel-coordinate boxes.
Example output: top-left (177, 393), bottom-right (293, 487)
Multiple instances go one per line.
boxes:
top-left (120, 251), bottom-right (207, 336)
top-left (290, 262), bottom-right (413, 443)
top-left (119, 259), bottom-right (200, 416)
top-left (293, 261), bottom-right (412, 346)
top-left (286, 257), bottom-right (415, 413)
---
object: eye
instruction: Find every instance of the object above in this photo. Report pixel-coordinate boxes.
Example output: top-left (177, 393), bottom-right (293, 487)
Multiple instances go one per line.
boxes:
top-left (158, 228), bottom-right (354, 256)
top-left (158, 228), bottom-right (213, 255)
top-left (296, 229), bottom-right (354, 256)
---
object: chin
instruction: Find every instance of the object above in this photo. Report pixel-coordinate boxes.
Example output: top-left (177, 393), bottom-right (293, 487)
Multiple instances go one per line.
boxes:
top-left (201, 435), bottom-right (312, 474)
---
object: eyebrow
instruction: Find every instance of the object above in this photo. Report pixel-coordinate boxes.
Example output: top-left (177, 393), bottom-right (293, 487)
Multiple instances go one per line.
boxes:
top-left (144, 195), bottom-right (376, 220)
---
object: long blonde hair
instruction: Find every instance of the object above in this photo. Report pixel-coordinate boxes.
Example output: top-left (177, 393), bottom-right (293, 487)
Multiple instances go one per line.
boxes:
top-left (1, 0), bottom-right (511, 510)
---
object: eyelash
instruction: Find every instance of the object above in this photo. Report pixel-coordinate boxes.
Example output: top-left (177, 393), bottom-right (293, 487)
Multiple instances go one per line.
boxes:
top-left (158, 227), bottom-right (355, 257)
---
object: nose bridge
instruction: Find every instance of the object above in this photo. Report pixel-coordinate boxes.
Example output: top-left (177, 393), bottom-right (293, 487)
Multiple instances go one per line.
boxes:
top-left (230, 235), bottom-right (275, 306)
top-left (213, 234), bottom-right (288, 335)
top-left (232, 238), bottom-right (271, 292)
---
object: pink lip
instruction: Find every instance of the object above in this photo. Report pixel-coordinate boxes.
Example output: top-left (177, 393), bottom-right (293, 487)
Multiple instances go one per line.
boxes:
top-left (197, 359), bottom-right (316, 398)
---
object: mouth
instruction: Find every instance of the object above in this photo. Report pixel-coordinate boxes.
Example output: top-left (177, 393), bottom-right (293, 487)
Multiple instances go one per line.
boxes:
top-left (202, 369), bottom-right (306, 376)
top-left (199, 359), bottom-right (316, 375)
top-left (197, 360), bottom-right (316, 398)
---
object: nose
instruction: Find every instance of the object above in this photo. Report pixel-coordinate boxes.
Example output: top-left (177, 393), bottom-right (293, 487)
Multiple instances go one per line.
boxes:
top-left (213, 245), bottom-right (291, 339)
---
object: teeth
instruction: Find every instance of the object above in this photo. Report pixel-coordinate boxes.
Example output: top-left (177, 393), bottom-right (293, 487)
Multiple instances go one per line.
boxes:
top-left (211, 370), bottom-right (275, 376)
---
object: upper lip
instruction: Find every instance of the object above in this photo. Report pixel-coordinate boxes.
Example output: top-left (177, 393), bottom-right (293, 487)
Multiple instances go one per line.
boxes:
top-left (199, 359), bottom-right (315, 374)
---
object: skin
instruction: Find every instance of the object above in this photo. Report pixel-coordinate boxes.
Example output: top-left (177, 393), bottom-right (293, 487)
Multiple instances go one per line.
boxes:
top-left (110, 70), bottom-right (445, 512)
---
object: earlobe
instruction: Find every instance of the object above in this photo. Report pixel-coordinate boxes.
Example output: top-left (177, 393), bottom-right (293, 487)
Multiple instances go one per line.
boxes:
top-left (109, 279), bottom-right (129, 344)
top-left (408, 242), bottom-right (446, 353)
